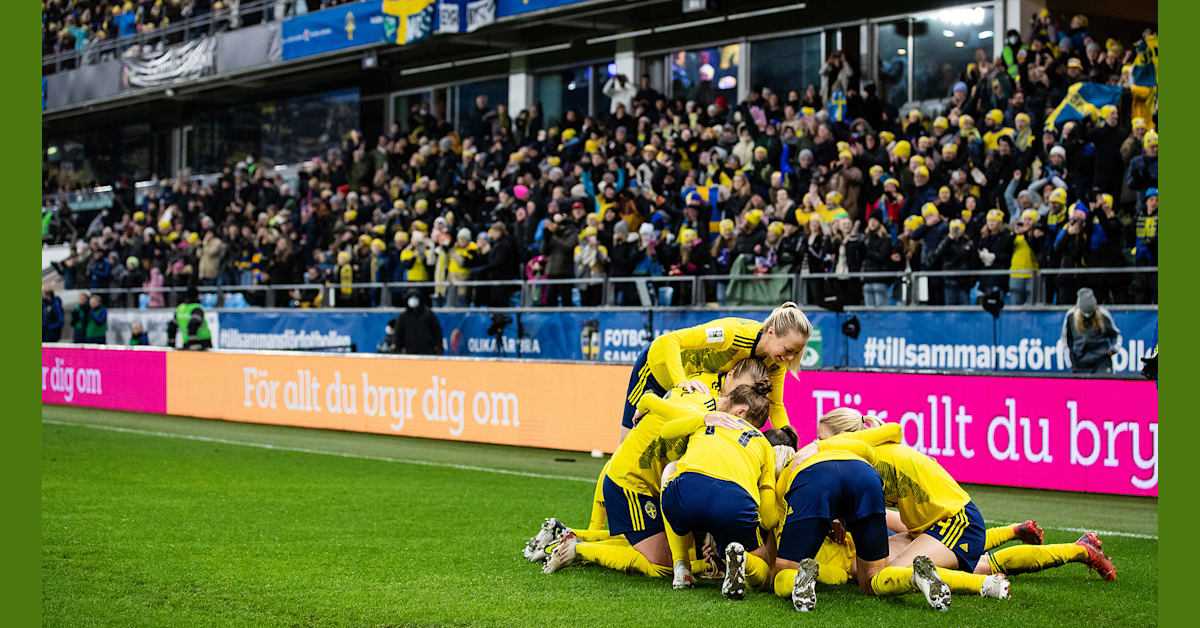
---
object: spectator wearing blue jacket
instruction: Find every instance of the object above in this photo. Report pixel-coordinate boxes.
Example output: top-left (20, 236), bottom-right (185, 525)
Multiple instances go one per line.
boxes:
top-left (42, 288), bottom-right (64, 342)
top-left (911, 202), bottom-right (950, 304)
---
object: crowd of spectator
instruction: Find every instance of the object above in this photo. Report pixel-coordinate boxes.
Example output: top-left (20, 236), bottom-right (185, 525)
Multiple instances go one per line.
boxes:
top-left (42, 0), bottom-right (356, 60)
top-left (45, 10), bottom-right (1159, 310)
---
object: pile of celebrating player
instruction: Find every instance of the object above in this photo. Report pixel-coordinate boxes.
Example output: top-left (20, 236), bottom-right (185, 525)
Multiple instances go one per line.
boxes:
top-left (521, 303), bottom-right (1117, 612)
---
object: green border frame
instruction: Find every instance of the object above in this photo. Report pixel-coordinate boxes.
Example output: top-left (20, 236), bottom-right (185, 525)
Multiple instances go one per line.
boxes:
top-left (5, 0), bottom-right (42, 624)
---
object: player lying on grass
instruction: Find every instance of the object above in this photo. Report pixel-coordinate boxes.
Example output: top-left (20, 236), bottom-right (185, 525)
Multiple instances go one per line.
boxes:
top-left (523, 359), bottom-right (772, 562)
top-left (538, 362), bottom-right (774, 581)
top-left (816, 408), bottom-right (1117, 585)
top-left (768, 439), bottom-right (964, 612)
top-left (655, 384), bottom-right (779, 599)
top-left (617, 302), bottom-right (812, 444)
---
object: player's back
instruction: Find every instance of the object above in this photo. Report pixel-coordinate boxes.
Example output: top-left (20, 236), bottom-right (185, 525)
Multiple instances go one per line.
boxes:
top-left (872, 443), bottom-right (970, 533)
top-left (608, 385), bottom-right (714, 495)
top-left (673, 417), bottom-right (772, 503)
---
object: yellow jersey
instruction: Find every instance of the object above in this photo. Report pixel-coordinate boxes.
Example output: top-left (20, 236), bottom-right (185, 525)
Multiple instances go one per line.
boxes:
top-left (665, 414), bottom-right (779, 530)
top-left (820, 424), bottom-right (970, 533)
top-left (647, 317), bottom-right (792, 429)
top-left (606, 383), bottom-right (716, 496)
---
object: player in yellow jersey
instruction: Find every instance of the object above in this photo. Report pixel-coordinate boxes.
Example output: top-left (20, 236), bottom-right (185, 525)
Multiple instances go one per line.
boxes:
top-left (522, 360), bottom-right (769, 563)
top-left (769, 437), bottom-right (963, 612)
top-left (657, 387), bottom-right (778, 600)
top-left (541, 376), bottom-right (773, 579)
top-left (817, 408), bottom-right (1116, 590)
top-left (618, 302), bottom-right (812, 443)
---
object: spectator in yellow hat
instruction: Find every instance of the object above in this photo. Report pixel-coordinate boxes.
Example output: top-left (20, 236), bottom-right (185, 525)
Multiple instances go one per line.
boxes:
top-left (1128, 129), bottom-right (1158, 209)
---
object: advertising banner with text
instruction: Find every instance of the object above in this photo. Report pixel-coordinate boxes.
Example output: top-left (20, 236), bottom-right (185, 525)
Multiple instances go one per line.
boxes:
top-left (166, 350), bottom-right (628, 452)
top-left (782, 370), bottom-right (1158, 497)
top-left (41, 345), bottom-right (167, 414)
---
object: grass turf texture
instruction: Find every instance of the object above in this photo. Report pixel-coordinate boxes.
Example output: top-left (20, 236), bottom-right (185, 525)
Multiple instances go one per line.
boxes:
top-left (43, 407), bottom-right (1157, 627)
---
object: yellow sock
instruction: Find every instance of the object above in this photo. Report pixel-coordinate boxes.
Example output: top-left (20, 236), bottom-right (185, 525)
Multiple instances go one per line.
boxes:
top-left (663, 514), bottom-right (694, 570)
top-left (773, 569), bottom-right (796, 598)
top-left (746, 553), bottom-right (770, 588)
top-left (587, 462), bottom-right (610, 530)
top-left (870, 566), bottom-right (915, 596)
top-left (576, 541), bottom-right (670, 577)
top-left (988, 544), bottom-right (1088, 575)
top-left (985, 524), bottom-right (1018, 550)
top-left (574, 528), bottom-right (612, 542)
top-left (817, 560), bottom-right (850, 586)
top-left (936, 568), bottom-right (985, 594)
top-left (691, 559), bottom-right (711, 574)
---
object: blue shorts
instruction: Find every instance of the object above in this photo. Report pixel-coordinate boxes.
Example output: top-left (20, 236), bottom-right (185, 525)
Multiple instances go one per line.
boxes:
top-left (622, 347), bottom-right (668, 429)
top-left (923, 501), bottom-right (987, 572)
top-left (602, 476), bottom-right (664, 545)
top-left (661, 472), bottom-right (762, 553)
top-left (778, 459), bottom-right (889, 563)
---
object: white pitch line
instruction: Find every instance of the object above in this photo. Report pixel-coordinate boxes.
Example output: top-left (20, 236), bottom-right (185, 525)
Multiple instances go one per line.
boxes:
top-left (44, 419), bottom-right (1159, 541)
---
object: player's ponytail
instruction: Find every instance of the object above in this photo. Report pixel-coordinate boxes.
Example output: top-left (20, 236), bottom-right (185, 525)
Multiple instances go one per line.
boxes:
top-left (726, 384), bottom-right (771, 429)
top-left (729, 358), bottom-right (772, 397)
top-left (762, 302), bottom-right (813, 372)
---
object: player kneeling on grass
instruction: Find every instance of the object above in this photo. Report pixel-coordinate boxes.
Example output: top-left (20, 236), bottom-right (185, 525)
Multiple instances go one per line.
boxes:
top-left (770, 439), bottom-right (952, 612)
top-left (653, 385), bottom-right (779, 599)
top-left (817, 408), bottom-right (1116, 588)
top-left (541, 364), bottom-right (773, 580)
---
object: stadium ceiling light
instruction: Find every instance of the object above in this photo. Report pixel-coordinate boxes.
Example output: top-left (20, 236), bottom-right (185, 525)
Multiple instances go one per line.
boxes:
top-left (935, 6), bottom-right (986, 26)
top-left (978, 30), bottom-right (994, 39)
top-left (586, 29), bottom-right (653, 45)
top-left (955, 40), bottom-right (965, 47)
top-left (897, 48), bottom-right (907, 55)
top-left (942, 29), bottom-right (955, 38)
top-left (400, 62), bottom-right (454, 76)
top-left (726, 3), bottom-right (806, 21)
top-left (654, 15), bottom-right (726, 33)
top-left (512, 42), bottom-right (572, 57)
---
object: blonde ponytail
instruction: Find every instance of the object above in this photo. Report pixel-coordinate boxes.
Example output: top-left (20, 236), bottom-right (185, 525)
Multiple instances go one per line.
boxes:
top-left (819, 407), bottom-right (871, 436)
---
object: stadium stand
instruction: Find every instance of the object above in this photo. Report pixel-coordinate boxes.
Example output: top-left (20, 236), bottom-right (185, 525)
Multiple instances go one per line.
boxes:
top-left (42, 4), bottom-right (1158, 310)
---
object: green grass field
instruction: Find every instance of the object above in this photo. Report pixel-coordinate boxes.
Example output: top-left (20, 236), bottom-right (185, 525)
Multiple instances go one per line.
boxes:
top-left (42, 406), bottom-right (1158, 627)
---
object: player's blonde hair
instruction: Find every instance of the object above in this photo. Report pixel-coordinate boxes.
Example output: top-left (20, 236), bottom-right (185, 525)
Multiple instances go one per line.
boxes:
top-left (762, 302), bottom-right (813, 372)
top-left (819, 407), bottom-right (882, 436)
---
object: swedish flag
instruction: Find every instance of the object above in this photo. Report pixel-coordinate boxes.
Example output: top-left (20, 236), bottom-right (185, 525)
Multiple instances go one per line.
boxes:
top-left (382, 0), bottom-right (436, 46)
top-left (1043, 82), bottom-right (1122, 130)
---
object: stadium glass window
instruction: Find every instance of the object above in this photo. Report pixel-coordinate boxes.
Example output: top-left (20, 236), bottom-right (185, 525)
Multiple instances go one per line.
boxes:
top-left (912, 5), bottom-right (995, 101)
top-left (455, 78), bottom-right (508, 134)
top-left (669, 43), bottom-right (741, 106)
top-left (750, 33), bottom-right (822, 98)
top-left (535, 65), bottom-right (593, 128)
top-left (876, 19), bottom-right (910, 109)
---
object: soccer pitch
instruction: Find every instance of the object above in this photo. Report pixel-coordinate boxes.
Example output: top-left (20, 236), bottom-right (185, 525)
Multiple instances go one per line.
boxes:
top-left (42, 406), bottom-right (1157, 627)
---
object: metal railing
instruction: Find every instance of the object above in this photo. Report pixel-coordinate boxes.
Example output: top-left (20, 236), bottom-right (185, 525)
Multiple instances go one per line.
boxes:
top-left (43, 0), bottom-right (283, 74)
top-left (68, 266), bottom-right (1157, 310)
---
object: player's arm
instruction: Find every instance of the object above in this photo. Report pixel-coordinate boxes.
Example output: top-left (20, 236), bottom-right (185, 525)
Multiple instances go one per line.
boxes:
top-left (825, 423), bottom-right (901, 447)
top-left (637, 392), bottom-right (703, 425)
top-left (817, 437), bottom-right (878, 466)
top-left (757, 442), bottom-right (780, 531)
top-left (649, 319), bottom-right (734, 385)
top-left (767, 365), bottom-right (790, 429)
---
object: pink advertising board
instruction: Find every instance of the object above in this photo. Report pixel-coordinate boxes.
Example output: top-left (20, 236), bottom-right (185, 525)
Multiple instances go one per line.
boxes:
top-left (41, 345), bottom-right (167, 414)
top-left (783, 370), bottom-right (1158, 497)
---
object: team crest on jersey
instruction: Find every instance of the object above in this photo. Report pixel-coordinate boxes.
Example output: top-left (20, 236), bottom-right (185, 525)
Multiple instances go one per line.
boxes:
top-left (705, 326), bottom-right (725, 344)
top-left (644, 501), bottom-right (657, 520)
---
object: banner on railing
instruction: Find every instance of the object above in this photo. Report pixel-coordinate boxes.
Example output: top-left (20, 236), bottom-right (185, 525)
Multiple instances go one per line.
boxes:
top-left (281, 1), bottom-right (389, 60)
top-left (121, 36), bottom-right (216, 87)
top-left (210, 308), bottom-right (1157, 374)
top-left (783, 370), bottom-right (1158, 496)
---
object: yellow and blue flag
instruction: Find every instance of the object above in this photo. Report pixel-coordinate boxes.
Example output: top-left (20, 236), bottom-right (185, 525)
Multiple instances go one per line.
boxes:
top-left (1044, 82), bottom-right (1122, 130)
top-left (382, 0), bottom-right (436, 46)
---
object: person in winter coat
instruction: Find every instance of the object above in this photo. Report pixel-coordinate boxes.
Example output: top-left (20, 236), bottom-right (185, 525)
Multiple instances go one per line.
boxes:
top-left (42, 288), bottom-right (64, 342)
top-left (976, 209), bottom-right (1015, 297)
top-left (385, 290), bottom-right (444, 355)
top-left (860, 209), bottom-right (896, 306)
top-left (541, 210), bottom-right (579, 307)
top-left (911, 203), bottom-right (950, 304)
top-left (930, 219), bottom-right (977, 305)
top-left (1061, 288), bottom-right (1121, 373)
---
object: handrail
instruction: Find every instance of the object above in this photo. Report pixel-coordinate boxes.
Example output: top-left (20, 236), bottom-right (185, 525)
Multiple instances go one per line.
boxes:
top-left (64, 266), bottom-right (1156, 309)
